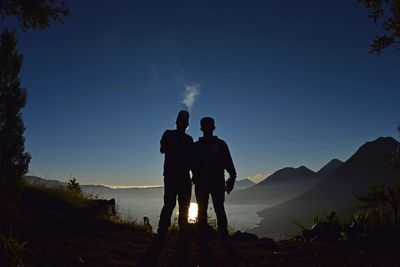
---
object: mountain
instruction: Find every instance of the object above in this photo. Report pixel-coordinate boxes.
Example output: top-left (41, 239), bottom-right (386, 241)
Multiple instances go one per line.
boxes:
top-left (234, 178), bottom-right (256, 190)
top-left (258, 166), bottom-right (317, 185)
top-left (25, 175), bottom-right (66, 187)
top-left (227, 166), bottom-right (321, 205)
top-left (316, 159), bottom-right (343, 177)
top-left (253, 137), bottom-right (400, 238)
top-left (25, 176), bottom-right (113, 191)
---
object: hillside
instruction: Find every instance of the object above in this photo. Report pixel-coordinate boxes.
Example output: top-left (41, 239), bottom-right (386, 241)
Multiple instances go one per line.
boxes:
top-left (316, 159), bottom-right (343, 177)
top-left (234, 178), bottom-right (256, 191)
top-left (25, 175), bottom-right (66, 187)
top-left (1, 182), bottom-right (400, 266)
top-left (253, 137), bottom-right (400, 237)
top-left (227, 165), bottom-right (323, 205)
top-left (24, 176), bottom-right (164, 201)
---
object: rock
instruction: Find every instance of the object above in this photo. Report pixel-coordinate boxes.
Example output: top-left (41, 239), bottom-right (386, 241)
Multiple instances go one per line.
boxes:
top-left (231, 231), bottom-right (259, 242)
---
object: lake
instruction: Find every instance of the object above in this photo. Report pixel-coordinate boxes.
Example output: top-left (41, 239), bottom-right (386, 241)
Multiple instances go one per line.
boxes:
top-left (86, 187), bottom-right (269, 231)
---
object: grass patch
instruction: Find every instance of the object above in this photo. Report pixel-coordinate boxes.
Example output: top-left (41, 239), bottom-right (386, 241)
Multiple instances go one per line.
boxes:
top-left (0, 232), bottom-right (29, 267)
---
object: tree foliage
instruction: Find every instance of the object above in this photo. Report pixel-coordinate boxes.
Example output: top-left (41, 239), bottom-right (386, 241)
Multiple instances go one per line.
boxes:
top-left (67, 178), bottom-right (82, 195)
top-left (0, 0), bottom-right (69, 30)
top-left (355, 182), bottom-right (400, 226)
top-left (358, 0), bottom-right (400, 54)
top-left (0, 29), bottom-right (31, 190)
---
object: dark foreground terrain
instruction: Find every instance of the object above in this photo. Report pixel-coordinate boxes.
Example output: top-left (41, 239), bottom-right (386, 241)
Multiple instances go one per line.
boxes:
top-left (1, 184), bottom-right (400, 267)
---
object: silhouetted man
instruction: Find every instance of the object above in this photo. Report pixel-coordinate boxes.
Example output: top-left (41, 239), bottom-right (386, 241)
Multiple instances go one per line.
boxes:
top-left (157, 110), bottom-right (193, 238)
top-left (193, 117), bottom-right (237, 243)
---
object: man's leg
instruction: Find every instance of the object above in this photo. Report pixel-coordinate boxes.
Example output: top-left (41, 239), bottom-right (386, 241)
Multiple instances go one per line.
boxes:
top-left (177, 179), bottom-right (191, 232)
top-left (195, 184), bottom-right (209, 238)
top-left (157, 181), bottom-right (177, 235)
top-left (211, 188), bottom-right (228, 240)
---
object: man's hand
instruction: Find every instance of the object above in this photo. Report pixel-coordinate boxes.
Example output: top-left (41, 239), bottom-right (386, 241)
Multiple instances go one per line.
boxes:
top-left (225, 177), bottom-right (235, 194)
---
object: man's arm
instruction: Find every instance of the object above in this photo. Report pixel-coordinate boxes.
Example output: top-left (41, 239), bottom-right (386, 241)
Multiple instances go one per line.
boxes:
top-left (222, 141), bottom-right (236, 194)
top-left (189, 139), bottom-right (198, 184)
top-left (223, 141), bottom-right (237, 179)
top-left (160, 130), bottom-right (169, 154)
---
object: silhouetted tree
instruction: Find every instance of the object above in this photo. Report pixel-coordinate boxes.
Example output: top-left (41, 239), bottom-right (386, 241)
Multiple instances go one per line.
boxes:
top-left (0, 29), bottom-right (31, 190)
top-left (391, 124), bottom-right (400, 170)
top-left (67, 178), bottom-right (82, 195)
top-left (0, 0), bottom-right (69, 30)
top-left (358, 0), bottom-right (400, 54)
top-left (355, 183), bottom-right (400, 226)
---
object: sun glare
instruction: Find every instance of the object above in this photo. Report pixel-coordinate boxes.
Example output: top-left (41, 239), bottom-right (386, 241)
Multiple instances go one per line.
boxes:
top-left (188, 202), bottom-right (198, 223)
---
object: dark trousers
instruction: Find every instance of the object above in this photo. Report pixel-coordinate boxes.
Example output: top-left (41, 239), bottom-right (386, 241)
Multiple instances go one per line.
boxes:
top-left (157, 177), bottom-right (191, 234)
top-left (195, 181), bottom-right (228, 239)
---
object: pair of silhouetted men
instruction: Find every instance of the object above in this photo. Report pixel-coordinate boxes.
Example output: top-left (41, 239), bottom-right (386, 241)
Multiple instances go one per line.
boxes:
top-left (157, 110), bottom-right (237, 243)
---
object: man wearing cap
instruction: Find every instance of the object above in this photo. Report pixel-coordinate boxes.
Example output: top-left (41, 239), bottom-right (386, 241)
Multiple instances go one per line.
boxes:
top-left (157, 110), bottom-right (193, 238)
top-left (193, 117), bottom-right (237, 243)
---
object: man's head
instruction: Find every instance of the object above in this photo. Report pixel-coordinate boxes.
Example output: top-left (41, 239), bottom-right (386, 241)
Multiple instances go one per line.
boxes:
top-left (176, 110), bottom-right (189, 131)
top-left (200, 117), bottom-right (215, 136)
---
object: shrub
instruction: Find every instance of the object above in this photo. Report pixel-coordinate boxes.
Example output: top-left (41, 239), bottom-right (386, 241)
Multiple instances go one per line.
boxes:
top-left (355, 180), bottom-right (400, 227)
top-left (21, 177), bottom-right (89, 210)
top-left (294, 211), bottom-right (343, 241)
top-left (0, 232), bottom-right (29, 267)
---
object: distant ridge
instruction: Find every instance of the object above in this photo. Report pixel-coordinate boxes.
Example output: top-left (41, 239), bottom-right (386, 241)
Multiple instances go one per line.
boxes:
top-left (24, 176), bottom-right (162, 191)
top-left (227, 165), bottom-right (321, 205)
top-left (25, 176), bottom-right (66, 187)
top-left (316, 159), bottom-right (343, 177)
top-left (235, 178), bottom-right (256, 190)
top-left (257, 166), bottom-right (317, 186)
top-left (253, 136), bottom-right (400, 237)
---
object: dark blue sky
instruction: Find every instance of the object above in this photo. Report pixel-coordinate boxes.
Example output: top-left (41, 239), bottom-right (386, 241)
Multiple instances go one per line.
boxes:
top-left (4, 0), bottom-right (399, 185)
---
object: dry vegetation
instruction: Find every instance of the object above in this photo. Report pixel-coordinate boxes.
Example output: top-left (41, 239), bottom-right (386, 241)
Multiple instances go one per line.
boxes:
top-left (1, 181), bottom-right (400, 266)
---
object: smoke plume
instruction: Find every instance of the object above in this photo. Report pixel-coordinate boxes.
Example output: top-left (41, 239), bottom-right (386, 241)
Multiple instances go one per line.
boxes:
top-left (182, 84), bottom-right (200, 111)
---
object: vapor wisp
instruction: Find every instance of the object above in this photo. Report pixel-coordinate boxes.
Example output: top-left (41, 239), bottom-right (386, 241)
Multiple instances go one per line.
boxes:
top-left (182, 84), bottom-right (200, 111)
